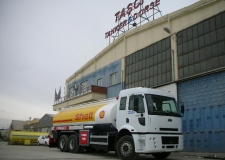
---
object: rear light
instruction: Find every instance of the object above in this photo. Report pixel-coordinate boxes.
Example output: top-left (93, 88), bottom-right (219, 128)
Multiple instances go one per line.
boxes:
top-left (116, 96), bottom-right (119, 100)
top-left (49, 138), bottom-right (57, 144)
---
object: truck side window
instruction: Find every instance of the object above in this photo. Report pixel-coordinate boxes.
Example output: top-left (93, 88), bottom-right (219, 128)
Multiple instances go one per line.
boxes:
top-left (119, 97), bottom-right (127, 110)
top-left (128, 95), bottom-right (145, 113)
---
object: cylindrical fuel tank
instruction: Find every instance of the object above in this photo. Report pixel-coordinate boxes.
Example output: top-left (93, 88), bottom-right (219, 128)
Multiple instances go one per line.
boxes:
top-left (10, 131), bottom-right (49, 143)
top-left (53, 99), bottom-right (117, 127)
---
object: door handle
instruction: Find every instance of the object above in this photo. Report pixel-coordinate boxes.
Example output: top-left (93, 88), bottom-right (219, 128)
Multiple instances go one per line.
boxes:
top-left (136, 113), bottom-right (144, 117)
top-left (126, 118), bottom-right (129, 123)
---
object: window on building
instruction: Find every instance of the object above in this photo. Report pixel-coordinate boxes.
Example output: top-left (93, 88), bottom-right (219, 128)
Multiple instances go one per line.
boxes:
top-left (81, 81), bottom-right (88, 94)
top-left (70, 87), bottom-right (74, 98)
top-left (97, 78), bottom-right (102, 86)
top-left (110, 72), bottom-right (117, 86)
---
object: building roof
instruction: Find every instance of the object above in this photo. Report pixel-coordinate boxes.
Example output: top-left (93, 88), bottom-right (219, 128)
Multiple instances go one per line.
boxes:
top-left (23, 120), bottom-right (31, 125)
top-left (32, 118), bottom-right (40, 122)
top-left (9, 120), bottom-right (26, 131)
top-left (46, 114), bottom-right (55, 117)
top-left (40, 114), bottom-right (55, 119)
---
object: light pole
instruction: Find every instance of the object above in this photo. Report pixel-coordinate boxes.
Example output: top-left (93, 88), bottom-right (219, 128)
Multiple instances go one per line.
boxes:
top-left (163, 27), bottom-right (178, 81)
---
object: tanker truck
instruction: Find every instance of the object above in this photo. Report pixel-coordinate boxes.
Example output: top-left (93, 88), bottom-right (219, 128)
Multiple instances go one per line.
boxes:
top-left (10, 131), bottom-right (49, 144)
top-left (52, 87), bottom-right (184, 160)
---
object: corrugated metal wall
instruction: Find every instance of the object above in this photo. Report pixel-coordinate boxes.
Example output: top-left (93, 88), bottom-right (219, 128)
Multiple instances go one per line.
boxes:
top-left (125, 37), bottom-right (172, 89)
top-left (178, 71), bottom-right (225, 152)
top-left (177, 11), bottom-right (225, 80)
top-left (39, 114), bottom-right (54, 133)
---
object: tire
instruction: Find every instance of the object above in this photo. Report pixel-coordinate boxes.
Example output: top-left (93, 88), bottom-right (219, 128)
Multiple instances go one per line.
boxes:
top-left (117, 136), bottom-right (139, 160)
top-left (59, 135), bottom-right (69, 152)
top-left (68, 134), bottom-right (81, 153)
top-left (45, 142), bottom-right (47, 146)
top-left (152, 152), bottom-right (171, 159)
top-left (37, 141), bottom-right (40, 146)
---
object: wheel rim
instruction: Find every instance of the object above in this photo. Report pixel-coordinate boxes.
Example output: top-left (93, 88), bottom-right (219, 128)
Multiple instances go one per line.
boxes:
top-left (120, 141), bottom-right (133, 156)
top-left (60, 139), bottom-right (65, 148)
top-left (69, 139), bottom-right (75, 149)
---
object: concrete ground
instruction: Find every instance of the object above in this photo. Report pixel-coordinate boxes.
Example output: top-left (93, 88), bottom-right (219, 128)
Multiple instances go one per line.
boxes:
top-left (0, 141), bottom-right (224, 160)
top-left (171, 152), bottom-right (225, 160)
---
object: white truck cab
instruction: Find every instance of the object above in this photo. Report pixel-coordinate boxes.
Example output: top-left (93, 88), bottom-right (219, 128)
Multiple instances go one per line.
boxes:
top-left (116, 87), bottom-right (183, 159)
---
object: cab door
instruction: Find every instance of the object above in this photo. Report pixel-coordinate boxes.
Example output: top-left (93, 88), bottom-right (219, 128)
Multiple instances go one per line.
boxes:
top-left (116, 96), bottom-right (128, 130)
top-left (126, 94), bottom-right (148, 132)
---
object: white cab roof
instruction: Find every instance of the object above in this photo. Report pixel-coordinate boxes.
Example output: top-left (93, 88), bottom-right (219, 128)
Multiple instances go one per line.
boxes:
top-left (119, 87), bottom-right (175, 98)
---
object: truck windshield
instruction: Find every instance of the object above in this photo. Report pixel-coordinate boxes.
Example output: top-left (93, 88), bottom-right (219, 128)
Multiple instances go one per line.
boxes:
top-left (145, 94), bottom-right (181, 117)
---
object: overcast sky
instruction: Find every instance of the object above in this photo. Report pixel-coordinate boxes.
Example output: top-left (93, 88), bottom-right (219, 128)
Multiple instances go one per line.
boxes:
top-left (0, 0), bottom-right (199, 129)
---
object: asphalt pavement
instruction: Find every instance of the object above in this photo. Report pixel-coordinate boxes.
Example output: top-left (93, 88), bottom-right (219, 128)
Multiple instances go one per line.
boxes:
top-left (0, 141), bottom-right (224, 160)
top-left (171, 152), bottom-right (225, 160)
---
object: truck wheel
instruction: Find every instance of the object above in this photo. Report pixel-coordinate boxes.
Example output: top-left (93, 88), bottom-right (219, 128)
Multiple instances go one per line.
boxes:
top-left (68, 134), bottom-right (80, 153)
top-left (59, 135), bottom-right (69, 152)
top-left (117, 136), bottom-right (139, 160)
top-left (152, 152), bottom-right (171, 159)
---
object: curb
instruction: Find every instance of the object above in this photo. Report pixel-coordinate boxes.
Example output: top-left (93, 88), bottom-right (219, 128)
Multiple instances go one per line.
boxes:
top-left (171, 152), bottom-right (225, 159)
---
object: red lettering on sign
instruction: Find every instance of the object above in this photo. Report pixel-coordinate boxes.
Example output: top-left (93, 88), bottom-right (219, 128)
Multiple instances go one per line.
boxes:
top-left (75, 112), bottom-right (93, 121)
top-left (54, 126), bottom-right (69, 130)
top-left (120, 8), bottom-right (126, 21)
top-left (134, 0), bottom-right (144, 9)
top-left (139, 9), bottom-right (145, 17)
top-left (134, 0), bottom-right (139, 9)
top-left (155, 0), bottom-right (160, 6)
top-left (133, 13), bottom-right (138, 20)
top-left (149, 2), bottom-right (154, 9)
top-left (108, 0), bottom-right (160, 38)
top-left (145, 5), bottom-right (150, 12)
top-left (127, 3), bottom-right (133, 15)
top-left (115, 11), bottom-right (120, 23)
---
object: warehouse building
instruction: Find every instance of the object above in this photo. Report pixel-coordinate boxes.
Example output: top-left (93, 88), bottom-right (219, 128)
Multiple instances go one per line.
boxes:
top-left (8, 120), bottom-right (26, 139)
top-left (39, 114), bottom-right (55, 133)
top-left (53, 0), bottom-right (225, 152)
top-left (23, 118), bottom-right (40, 131)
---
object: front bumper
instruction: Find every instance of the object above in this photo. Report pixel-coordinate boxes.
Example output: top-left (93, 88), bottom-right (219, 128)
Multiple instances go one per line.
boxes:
top-left (133, 134), bottom-right (183, 153)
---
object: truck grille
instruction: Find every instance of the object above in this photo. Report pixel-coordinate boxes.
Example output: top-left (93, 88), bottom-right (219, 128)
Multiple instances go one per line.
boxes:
top-left (160, 128), bottom-right (178, 131)
top-left (161, 136), bottom-right (179, 144)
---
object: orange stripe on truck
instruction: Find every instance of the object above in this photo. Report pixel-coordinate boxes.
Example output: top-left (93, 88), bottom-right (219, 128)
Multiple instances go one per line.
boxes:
top-left (53, 119), bottom-right (72, 123)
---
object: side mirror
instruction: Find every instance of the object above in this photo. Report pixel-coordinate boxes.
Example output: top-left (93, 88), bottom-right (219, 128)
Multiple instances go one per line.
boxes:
top-left (181, 105), bottom-right (184, 114)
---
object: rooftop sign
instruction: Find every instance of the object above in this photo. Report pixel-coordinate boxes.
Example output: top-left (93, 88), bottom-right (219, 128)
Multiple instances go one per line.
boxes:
top-left (105, 0), bottom-right (161, 42)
